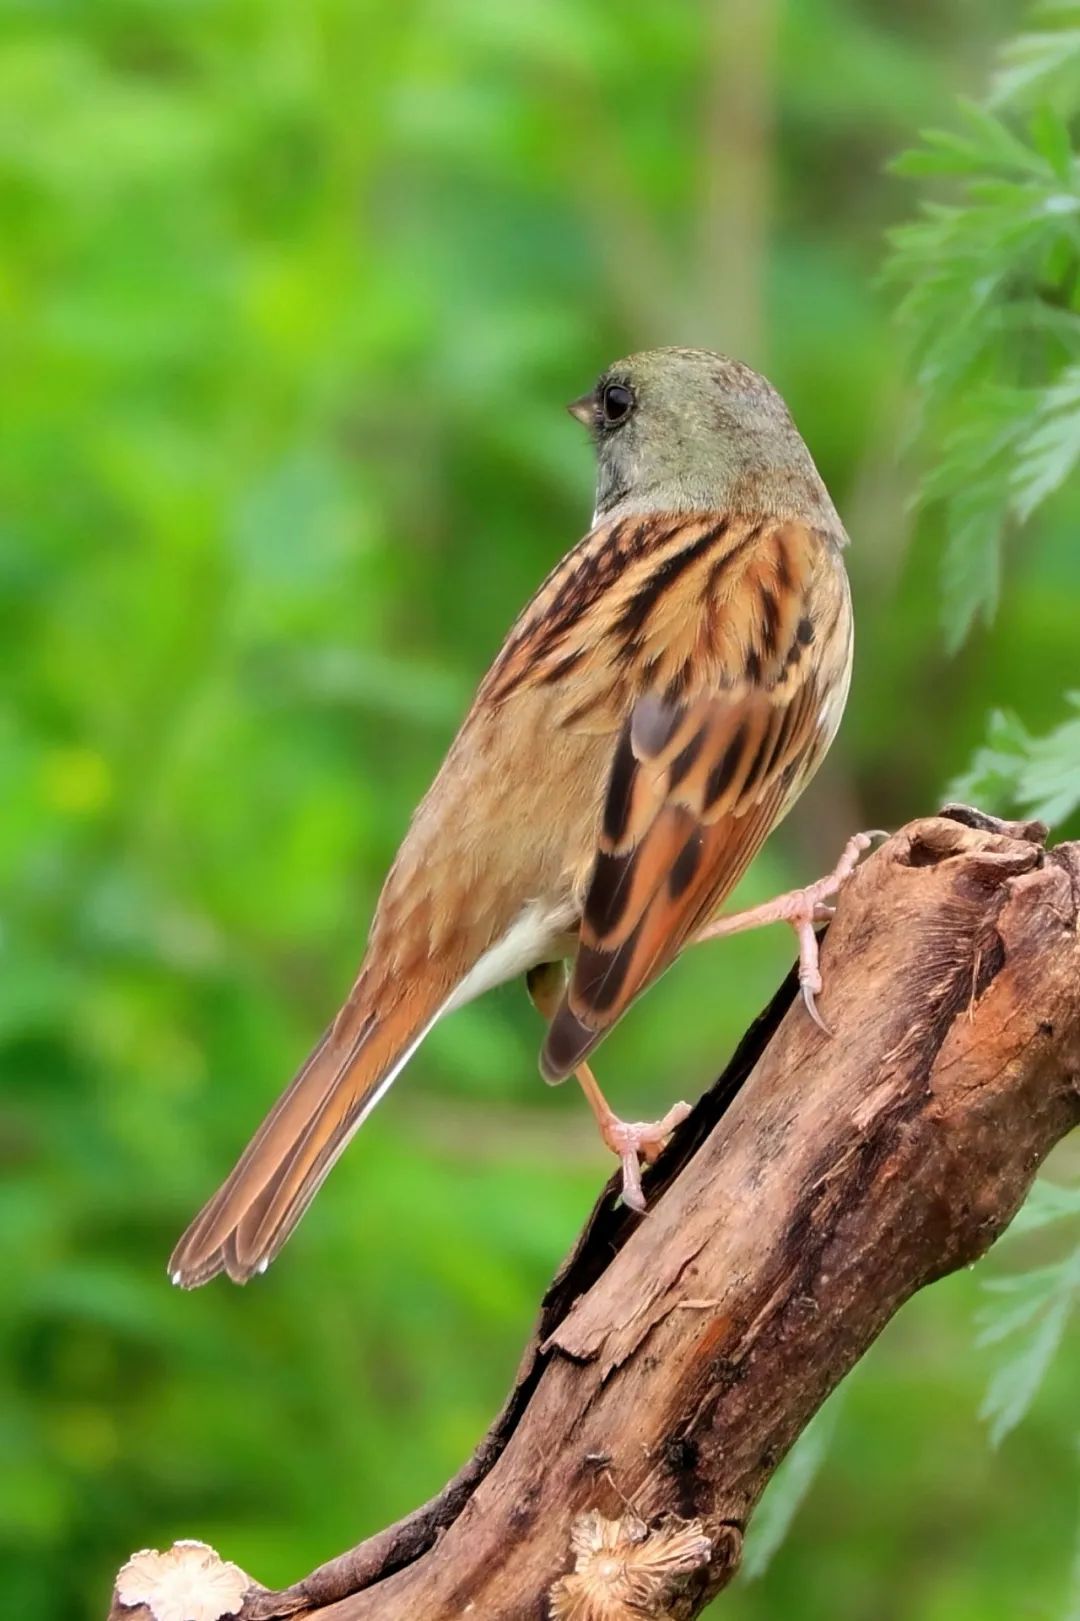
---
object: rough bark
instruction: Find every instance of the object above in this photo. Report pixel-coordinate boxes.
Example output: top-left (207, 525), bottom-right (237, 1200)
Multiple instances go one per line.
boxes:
top-left (108, 809), bottom-right (1080, 1621)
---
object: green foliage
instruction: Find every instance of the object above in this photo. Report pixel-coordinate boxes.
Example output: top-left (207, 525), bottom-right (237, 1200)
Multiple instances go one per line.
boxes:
top-left (972, 1184), bottom-right (1079, 1621)
top-left (980, 1264), bottom-right (1077, 1445)
top-left (951, 697), bottom-right (1080, 822)
top-left (891, 12), bottom-right (1080, 1602)
top-left (990, 2), bottom-right (1080, 106)
top-left (888, 42), bottom-right (1080, 648)
top-left (976, 1185), bottom-right (1080, 1445)
top-left (741, 1392), bottom-right (847, 1582)
top-left (1, 4), bottom-right (1077, 1620)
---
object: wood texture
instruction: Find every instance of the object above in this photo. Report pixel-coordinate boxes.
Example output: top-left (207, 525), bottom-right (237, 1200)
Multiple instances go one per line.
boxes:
top-left (108, 808), bottom-right (1080, 1621)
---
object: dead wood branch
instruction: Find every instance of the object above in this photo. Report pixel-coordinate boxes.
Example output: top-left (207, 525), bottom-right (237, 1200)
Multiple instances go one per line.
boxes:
top-left (107, 809), bottom-right (1080, 1621)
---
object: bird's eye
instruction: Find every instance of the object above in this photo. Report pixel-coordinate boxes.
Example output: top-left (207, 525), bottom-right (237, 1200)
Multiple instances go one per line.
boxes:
top-left (600, 382), bottom-right (634, 427)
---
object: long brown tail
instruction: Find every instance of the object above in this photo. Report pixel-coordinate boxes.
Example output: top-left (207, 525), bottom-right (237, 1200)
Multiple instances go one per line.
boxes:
top-left (168, 977), bottom-right (445, 1287)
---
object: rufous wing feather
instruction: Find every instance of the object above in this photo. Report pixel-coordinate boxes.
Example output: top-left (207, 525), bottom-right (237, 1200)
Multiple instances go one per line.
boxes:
top-left (540, 688), bottom-right (817, 1079)
top-left (541, 517), bottom-right (842, 1081)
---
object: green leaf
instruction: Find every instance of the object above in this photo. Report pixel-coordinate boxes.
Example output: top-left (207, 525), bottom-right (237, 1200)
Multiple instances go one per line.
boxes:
top-left (955, 698), bottom-right (1080, 825)
top-left (939, 502), bottom-right (1004, 652)
top-left (947, 709), bottom-right (1031, 811)
top-left (1010, 1180), bottom-right (1080, 1237)
top-left (979, 1248), bottom-right (1079, 1446)
top-left (741, 1393), bottom-right (846, 1580)
top-left (976, 1289), bottom-right (1055, 1348)
top-left (981, 1257), bottom-right (1077, 1297)
top-left (981, 1285), bottom-right (1074, 1445)
top-left (888, 29), bottom-right (1080, 654)
top-left (1029, 104), bottom-right (1074, 178)
top-left (1017, 693), bottom-right (1080, 823)
top-left (1011, 364), bottom-right (1080, 523)
top-left (989, 21), bottom-right (1080, 110)
top-left (955, 98), bottom-right (1055, 173)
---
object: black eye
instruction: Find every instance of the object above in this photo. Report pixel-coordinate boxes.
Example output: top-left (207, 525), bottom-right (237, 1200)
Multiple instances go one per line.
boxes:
top-left (600, 382), bottom-right (634, 426)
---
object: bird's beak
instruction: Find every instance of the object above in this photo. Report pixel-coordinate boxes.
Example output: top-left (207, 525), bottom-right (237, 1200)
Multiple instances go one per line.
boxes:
top-left (567, 392), bottom-right (596, 428)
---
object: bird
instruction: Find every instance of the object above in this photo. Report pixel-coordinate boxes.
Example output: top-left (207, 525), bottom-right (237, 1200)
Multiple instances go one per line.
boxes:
top-left (169, 345), bottom-right (857, 1288)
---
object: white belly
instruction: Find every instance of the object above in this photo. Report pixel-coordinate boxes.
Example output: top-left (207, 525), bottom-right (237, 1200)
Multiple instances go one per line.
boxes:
top-left (344, 900), bottom-right (574, 1145)
top-left (443, 900), bottom-right (574, 1014)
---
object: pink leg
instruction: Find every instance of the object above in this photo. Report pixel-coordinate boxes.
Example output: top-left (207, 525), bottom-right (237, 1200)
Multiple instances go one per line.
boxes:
top-left (575, 1064), bottom-right (691, 1212)
top-left (694, 830), bottom-right (887, 1032)
top-left (527, 961), bottom-right (690, 1213)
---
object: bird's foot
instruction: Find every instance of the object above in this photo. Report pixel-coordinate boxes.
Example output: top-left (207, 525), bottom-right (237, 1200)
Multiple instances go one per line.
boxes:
top-left (694, 829), bottom-right (888, 1033)
top-left (599, 1100), bottom-right (693, 1212)
top-left (561, 1056), bottom-right (692, 1213)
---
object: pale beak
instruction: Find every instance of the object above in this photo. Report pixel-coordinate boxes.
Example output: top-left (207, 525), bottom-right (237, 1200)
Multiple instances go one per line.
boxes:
top-left (567, 392), bottom-right (596, 428)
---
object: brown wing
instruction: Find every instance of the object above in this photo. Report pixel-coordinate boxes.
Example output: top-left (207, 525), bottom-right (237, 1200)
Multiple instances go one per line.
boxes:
top-left (541, 520), bottom-right (848, 1081)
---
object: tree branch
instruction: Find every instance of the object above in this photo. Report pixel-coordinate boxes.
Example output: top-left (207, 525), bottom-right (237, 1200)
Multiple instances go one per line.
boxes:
top-left (107, 809), bottom-right (1080, 1621)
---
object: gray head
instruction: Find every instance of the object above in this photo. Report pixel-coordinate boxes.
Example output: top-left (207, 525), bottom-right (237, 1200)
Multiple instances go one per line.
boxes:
top-left (569, 347), bottom-right (843, 535)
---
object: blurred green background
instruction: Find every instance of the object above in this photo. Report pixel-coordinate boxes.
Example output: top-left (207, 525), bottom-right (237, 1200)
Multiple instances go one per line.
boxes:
top-left (2, 2), bottom-right (1078, 1617)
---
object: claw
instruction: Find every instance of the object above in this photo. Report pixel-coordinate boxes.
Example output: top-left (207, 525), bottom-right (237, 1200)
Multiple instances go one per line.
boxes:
top-left (619, 1158), bottom-right (647, 1213)
top-left (801, 979), bottom-right (833, 1036)
top-left (602, 1101), bottom-right (692, 1212)
top-left (695, 828), bottom-right (886, 1039)
top-left (550, 1045), bottom-right (691, 1216)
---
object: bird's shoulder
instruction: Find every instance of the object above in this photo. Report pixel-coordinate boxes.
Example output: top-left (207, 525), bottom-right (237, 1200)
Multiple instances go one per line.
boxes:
top-left (474, 508), bottom-right (847, 725)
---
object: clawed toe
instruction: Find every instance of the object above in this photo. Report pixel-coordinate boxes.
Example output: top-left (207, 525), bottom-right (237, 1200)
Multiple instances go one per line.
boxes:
top-left (792, 832), bottom-right (890, 1029)
top-left (619, 1156), bottom-right (647, 1212)
top-left (801, 979), bottom-right (832, 1036)
top-left (566, 1063), bottom-right (692, 1215)
top-left (602, 1103), bottom-right (692, 1210)
top-left (691, 828), bottom-right (890, 1041)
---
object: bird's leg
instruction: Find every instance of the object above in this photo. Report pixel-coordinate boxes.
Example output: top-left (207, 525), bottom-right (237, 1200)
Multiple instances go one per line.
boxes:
top-left (526, 962), bottom-right (691, 1213)
top-left (573, 1064), bottom-right (692, 1212)
top-left (693, 829), bottom-right (887, 1032)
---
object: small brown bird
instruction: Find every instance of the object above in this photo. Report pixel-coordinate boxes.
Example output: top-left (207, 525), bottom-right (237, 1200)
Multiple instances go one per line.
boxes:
top-left (170, 347), bottom-right (857, 1287)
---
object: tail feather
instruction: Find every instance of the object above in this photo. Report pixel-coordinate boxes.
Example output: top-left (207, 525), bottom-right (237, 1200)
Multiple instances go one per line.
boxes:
top-left (169, 982), bottom-right (444, 1287)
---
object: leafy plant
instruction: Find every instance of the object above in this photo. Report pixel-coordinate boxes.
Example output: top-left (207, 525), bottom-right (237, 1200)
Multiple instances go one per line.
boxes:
top-left (975, 1183), bottom-right (1080, 1619)
top-left (888, 25), bottom-right (1080, 649)
top-left (741, 1393), bottom-right (847, 1582)
top-left (890, 1), bottom-right (1080, 861)
top-left (949, 698), bottom-right (1080, 823)
top-left (976, 1183), bottom-right (1080, 1447)
top-left (891, 13), bottom-right (1080, 1608)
